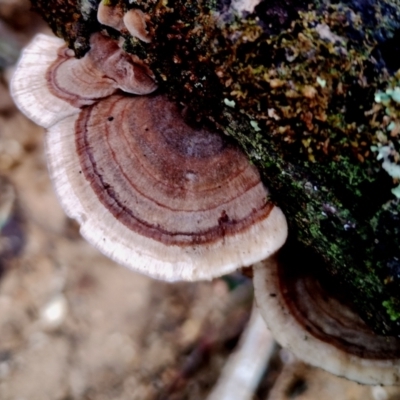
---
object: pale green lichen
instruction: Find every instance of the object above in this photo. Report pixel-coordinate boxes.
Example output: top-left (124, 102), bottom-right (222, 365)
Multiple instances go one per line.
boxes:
top-left (387, 87), bottom-right (400, 104)
top-left (316, 76), bottom-right (326, 88)
top-left (250, 120), bottom-right (261, 132)
top-left (392, 185), bottom-right (400, 198)
top-left (223, 98), bottom-right (236, 108)
top-left (372, 74), bottom-right (400, 199)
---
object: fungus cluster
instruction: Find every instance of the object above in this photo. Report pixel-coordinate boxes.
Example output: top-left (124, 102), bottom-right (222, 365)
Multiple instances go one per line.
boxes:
top-left (11, 33), bottom-right (156, 129)
top-left (11, 31), bottom-right (287, 281)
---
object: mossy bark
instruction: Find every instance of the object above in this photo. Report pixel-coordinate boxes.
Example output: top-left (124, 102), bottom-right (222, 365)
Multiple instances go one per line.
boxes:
top-left (30, 0), bottom-right (400, 334)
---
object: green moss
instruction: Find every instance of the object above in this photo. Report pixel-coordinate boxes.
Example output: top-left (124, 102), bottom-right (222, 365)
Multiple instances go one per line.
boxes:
top-left (383, 299), bottom-right (400, 321)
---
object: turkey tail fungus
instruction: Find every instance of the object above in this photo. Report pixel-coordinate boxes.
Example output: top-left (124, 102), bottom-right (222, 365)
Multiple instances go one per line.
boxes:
top-left (10, 32), bottom-right (288, 281)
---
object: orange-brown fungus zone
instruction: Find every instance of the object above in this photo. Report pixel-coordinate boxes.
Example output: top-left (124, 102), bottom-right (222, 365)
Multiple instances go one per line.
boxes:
top-left (75, 94), bottom-right (274, 246)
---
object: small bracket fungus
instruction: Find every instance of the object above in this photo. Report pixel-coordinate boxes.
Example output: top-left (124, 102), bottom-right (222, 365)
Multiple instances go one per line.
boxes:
top-left (11, 33), bottom-right (157, 129)
top-left (253, 246), bottom-right (400, 385)
top-left (97, 0), bottom-right (125, 32)
top-left (97, 1), bottom-right (152, 43)
top-left (11, 33), bottom-right (287, 281)
top-left (123, 9), bottom-right (152, 43)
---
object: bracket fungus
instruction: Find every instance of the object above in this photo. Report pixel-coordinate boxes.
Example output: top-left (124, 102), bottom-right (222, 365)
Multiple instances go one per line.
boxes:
top-left (253, 245), bottom-right (400, 385)
top-left (11, 33), bottom-right (157, 129)
top-left (97, 0), bottom-right (125, 32)
top-left (123, 9), bottom-right (152, 43)
top-left (11, 32), bottom-right (288, 281)
top-left (97, 1), bottom-right (152, 43)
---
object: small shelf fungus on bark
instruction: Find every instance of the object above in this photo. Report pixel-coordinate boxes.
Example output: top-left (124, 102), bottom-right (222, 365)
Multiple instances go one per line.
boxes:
top-left (97, 0), bottom-right (152, 43)
top-left (253, 242), bottom-right (400, 385)
top-left (11, 33), bottom-right (157, 128)
top-left (10, 32), bottom-right (288, 281)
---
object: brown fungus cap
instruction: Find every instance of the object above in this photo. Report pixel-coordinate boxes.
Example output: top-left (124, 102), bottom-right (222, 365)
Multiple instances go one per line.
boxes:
top-left (11, 33), bottom-right (157, 128)
top-left (253, 245), bottom-right (400, 385)
top-left (97, 0), bottom-right (152, 43)
top-left (83, 33), bottom-right (157, 94)
top-left (123, 9), bottom-right (152, 43)
top-left (97, 0), bottom-right (125, 32)
top-left (45, 94), bottom-right (288, 281)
